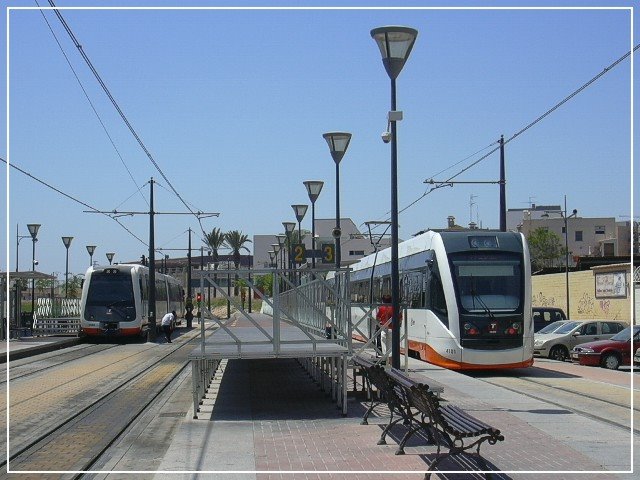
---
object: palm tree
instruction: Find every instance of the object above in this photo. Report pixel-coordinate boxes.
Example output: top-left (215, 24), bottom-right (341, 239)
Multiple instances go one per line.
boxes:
top-left (204, 227), bottom-right (227, 298)
top-left (225, 230), bottom-right (252, 295)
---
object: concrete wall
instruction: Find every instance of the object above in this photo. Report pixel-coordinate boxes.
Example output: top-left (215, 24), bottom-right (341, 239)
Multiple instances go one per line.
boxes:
top-left (532, 267), bottom-right (633, 323)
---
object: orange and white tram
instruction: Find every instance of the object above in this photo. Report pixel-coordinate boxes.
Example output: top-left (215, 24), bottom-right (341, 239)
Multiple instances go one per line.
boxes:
top-left (348, 230), bottom-right (534, 370)
top-left (80, 264), bottom-right (184, 339)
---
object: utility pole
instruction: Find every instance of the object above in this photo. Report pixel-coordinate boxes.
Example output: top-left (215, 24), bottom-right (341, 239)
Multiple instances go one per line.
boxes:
top-left (499, 135), bottom-right (506, 232)
top-left (83, 179), bottom-right (219, 340)
top-left (148, 178), bottom-right (157, 341)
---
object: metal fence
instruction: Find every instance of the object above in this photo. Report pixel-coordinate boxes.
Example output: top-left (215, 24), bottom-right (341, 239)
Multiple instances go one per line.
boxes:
top-left (32, 298), bottom-right (81, 336)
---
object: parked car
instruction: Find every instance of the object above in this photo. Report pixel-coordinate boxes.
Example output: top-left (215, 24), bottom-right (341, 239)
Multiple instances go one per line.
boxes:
top-left (533, 320), bottom-right (628, 362)
top-left (634, 347), bottom-right (640, 367)
top-left (571, 325), bottom-right (640, 369)
top-left (532, 307), bottom-right (567, 332)
top-left (536, 320), bottom-right (570, 334)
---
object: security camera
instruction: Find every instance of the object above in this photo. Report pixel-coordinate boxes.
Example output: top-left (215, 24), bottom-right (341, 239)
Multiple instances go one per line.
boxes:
top-left (33, 260), bottom-right (39, 266)
top-left (381, 131), bottom-right (391, 143)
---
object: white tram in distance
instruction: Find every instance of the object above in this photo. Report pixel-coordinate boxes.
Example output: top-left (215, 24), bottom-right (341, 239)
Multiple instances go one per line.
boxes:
top-left (80, 264), bottom-right (184, 339)
top-left (349, 230), bottom-right (533, 370)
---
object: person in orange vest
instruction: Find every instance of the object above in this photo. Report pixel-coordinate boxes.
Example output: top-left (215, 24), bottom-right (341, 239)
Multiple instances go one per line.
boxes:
top-left (376, 294), bottom-right (402, 356)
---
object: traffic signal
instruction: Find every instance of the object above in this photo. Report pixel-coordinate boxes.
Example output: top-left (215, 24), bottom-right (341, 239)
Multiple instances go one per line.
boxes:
top-left (196, 293), bottom-right (202, 303)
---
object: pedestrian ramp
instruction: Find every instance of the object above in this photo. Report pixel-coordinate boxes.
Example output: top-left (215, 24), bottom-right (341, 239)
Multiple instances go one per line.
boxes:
top-left (189, 268), bottom-right (351, 419)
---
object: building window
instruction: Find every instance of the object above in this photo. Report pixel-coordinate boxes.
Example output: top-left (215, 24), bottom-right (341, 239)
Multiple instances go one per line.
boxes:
top-left (575, 231), bottom-right (583, 242)
top-left (595, 225), bottom-right (605, 235)
top-left (562, 226), bottom-right (566, 234)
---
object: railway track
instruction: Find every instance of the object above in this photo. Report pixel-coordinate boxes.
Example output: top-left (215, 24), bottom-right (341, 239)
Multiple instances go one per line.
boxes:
top-left (470, 367), bottom-right (640, 435)
top-left (0, 344), bottom-right (119, 383)
top-left (0, 326), bottom-right (215, 477)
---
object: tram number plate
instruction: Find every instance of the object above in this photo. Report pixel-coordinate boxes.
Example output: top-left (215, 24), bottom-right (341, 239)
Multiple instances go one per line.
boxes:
top-left (445, 348), bottom-right (457, 355)
top-left (488, 322), bottom-right (498, 334)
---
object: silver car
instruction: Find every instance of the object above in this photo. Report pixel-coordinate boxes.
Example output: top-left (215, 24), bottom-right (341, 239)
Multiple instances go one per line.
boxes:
top-left (533, 320), bottom-right (628, 362)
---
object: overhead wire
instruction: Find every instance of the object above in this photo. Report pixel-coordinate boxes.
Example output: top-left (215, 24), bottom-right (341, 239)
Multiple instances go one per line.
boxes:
top-left (369, 42), bottom-right (640, 230)
top-left (46, 0), bottom-right (210, 240)
top-left (1, 156), bottom-right (148, 246)
top-left (34, 0), bottom-right (148, 208)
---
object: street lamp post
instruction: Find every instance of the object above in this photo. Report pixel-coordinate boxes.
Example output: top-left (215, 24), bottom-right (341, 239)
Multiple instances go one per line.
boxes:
top-left (323, 132), bottom-right (352, 269)
top-left (562, 196), bottom-right (578, 319)
top-left (275, 237), bottom-right (285, 292)
top-left (27, 224), bottom-right (41, 323)
top-left (283, 222), bottom-right (296, 286)
top-left (303, 181), bottom-right (324, 270)
top-left (61, 236), bottom-right (73, 299)
top-left (276, 234), bottom-right (286, 266)
top-left (106, 252), bottom-right (115, 265)
top-left (16, 224), bottom-right (31, 272)
top-left (86, 245), bottom-right (96, 267)
top-left (371, 25), bottom-right (418, 369)
top-left (291, 204), bottom-right (308, 283)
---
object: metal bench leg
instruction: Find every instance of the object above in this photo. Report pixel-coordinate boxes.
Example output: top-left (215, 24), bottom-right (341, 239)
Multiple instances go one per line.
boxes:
top-left (377, 411), bottom-right (405, 445)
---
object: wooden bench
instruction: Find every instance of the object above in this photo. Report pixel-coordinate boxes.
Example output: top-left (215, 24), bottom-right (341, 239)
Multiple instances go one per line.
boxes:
top-left (352, 356), bottom-right (417, 446)
top-left (353, 355), bottom-right (503, 478)
top-left (407, 383), bottom-right (504, 479)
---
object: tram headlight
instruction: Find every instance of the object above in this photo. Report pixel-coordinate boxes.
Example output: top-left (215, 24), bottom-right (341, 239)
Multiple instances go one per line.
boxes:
top-left (464, 322), bottom-right (480, 336)
top-left (507, 322), bottom-right (521, 335)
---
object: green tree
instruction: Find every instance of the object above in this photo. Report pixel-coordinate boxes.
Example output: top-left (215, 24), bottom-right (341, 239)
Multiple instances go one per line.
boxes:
top-left (36, 278), bottom-right (55, 297)
top-left (225, 230), bottom-right (252, 295)
top-left (204, 227), bottom-right (227, 298)
top-left (527, 227), bottom-right (564, 271)
top-left (255, 274), bottom-right (273, 296)
top-left (64, 275), bottom-right (83, 298)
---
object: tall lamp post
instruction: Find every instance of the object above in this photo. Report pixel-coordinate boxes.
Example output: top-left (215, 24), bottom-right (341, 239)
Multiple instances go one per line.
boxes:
top-left (27, 224), bottom-right (41, 321)
top-left (86, 245), bottom-right (96, 267)
top-left (16, 224), bottom-right (31, 272)
top-left (371, 25), bottom-right (418, 369)
top-left (283, 222), bottom-right (296, 286)
top-left (562, 197), bottom-right (578, 319)
top-left (106, 252), bottom-right (115, 265)
top-left (291, 204), bottom-right (308, 282)
top-left (303, 181), bottom-right (324, 270)
top-left (323, 132), bottom-right (351, 269)
top-left (542, 196), bottom-right (577, 319)
top-left (61, 236), bottom-right (73, 298)
top-left (276, 234), bottom-right (286, 267)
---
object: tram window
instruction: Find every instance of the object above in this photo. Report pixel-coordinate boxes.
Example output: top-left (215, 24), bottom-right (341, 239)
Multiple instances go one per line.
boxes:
top-left (403, 271), bottom-right (425, 308)
top-left (424, 263), bottom-right (448, 327)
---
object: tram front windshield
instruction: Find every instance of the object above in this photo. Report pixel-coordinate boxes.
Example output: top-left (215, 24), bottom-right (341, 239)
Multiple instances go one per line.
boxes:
top-left (84, 271), bottom-right (136, 320)
top-left (451, 253), bottom-right (522, 313)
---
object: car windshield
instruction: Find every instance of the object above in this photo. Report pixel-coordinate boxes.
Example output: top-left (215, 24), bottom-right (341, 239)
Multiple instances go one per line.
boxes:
top-left (553, 321), bottom-right (582, 334)
top-left (538, 321), bottom-right (568, 334)
top-left (610, 326), bottom-right (640, 342)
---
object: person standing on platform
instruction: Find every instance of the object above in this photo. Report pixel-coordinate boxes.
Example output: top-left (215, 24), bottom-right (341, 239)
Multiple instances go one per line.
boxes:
top-left (161, 310), bottom-right (176, 343)
top-left (376, 294), bottom-right (401, 357)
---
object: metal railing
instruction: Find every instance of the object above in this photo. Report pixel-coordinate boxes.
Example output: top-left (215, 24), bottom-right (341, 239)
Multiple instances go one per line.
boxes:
top-left (194, 268), bottom-right (352, 356)
top-left (35, 297), bottom-right (81, 319)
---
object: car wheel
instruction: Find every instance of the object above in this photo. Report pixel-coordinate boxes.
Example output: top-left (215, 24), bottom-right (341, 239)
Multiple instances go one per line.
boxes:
top-left (549, 345), bottom-right (568, 362)
top-left (601, 353), bottom-right (620, 370)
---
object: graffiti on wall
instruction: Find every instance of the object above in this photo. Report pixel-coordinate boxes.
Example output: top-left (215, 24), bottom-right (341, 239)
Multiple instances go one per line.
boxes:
top-left (532, 292), bottom-right (556, 307)
top-left (577, 292), bottom-right (595, 316)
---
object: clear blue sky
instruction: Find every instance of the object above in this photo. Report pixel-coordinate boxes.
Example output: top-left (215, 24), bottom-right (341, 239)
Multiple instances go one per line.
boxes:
top-left (1, 1), bottom-right (636, 280)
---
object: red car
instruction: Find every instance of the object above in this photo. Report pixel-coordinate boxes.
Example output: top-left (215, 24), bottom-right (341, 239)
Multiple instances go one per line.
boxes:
top-left (571, 325), bottom-right (640, 370)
